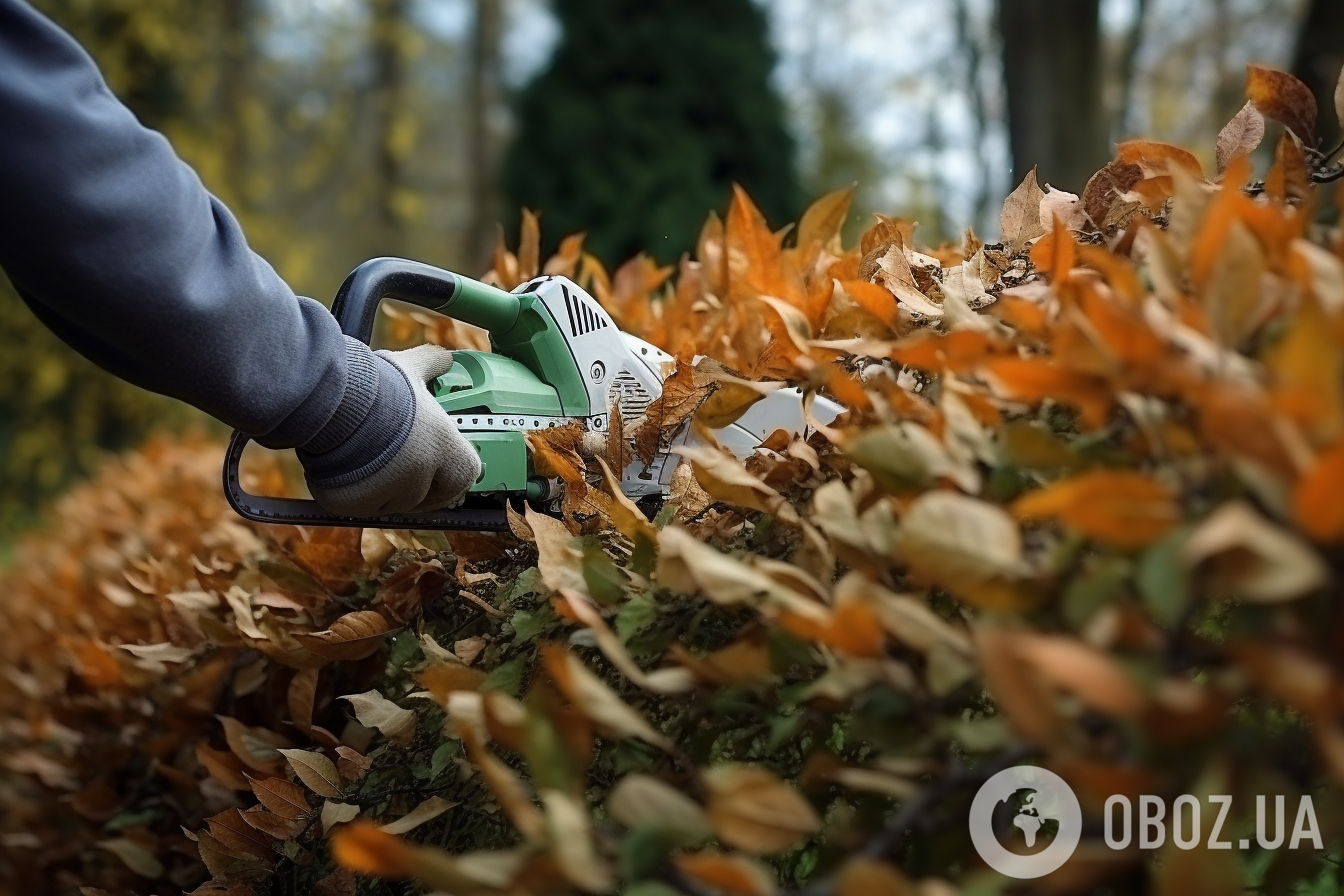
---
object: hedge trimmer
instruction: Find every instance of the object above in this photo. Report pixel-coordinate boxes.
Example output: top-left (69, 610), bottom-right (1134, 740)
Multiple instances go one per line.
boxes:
top-left (224, 258), bottom-right (839, 530)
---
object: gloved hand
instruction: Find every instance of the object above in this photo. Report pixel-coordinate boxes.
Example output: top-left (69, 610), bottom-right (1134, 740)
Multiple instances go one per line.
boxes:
top-left (297, 342), bottom-right (482, 517)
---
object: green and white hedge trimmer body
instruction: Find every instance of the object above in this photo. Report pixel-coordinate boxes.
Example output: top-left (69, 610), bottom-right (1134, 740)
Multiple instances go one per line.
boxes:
top-left (223, 258), bottom-right (838, 530)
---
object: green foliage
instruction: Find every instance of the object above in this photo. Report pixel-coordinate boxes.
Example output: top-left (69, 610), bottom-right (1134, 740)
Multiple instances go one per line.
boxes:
top-left (502, 0), bottom-right (800, 265)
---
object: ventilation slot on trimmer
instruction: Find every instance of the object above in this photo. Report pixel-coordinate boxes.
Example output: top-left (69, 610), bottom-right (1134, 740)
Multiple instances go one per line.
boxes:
top-left (563, 284), bottom-right (609, 336)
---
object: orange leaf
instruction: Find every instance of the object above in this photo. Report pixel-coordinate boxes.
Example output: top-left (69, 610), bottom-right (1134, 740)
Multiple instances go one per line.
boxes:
top-left (839, 279), bottom-right (900, 329)
top-left (1294, 439), bottom-right (1344, 542)
top-left (779, 599), bottom-right (885, 658)
top-left (332, 822), bottom-right (413, 878)
top-left (674, 852), bottom-right (778, 896)
top-left (1246, 64), bottom-right (1318, 144)
top-left (1011, 470), bottom-right (1179, 548)
top-left (1029, 215), bottom-right (1076, 285)
top-left (1116, 140), bottom-right (1206, 180)
top-left (980, 357), bottom-right (1114, 429)
top-left (890, 330), bottom-right (1000, 372)
top-left (518, 208), bottom-right (541, 281)
top-left (797, 184), bottom-right (855, 249)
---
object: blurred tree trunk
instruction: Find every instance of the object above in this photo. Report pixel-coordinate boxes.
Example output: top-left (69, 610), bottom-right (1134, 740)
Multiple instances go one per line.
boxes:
top-left (997, 0), bottom-right (1108, 193)
top-left (370, 0), bottom-right (411, 256)
top-left (1292, 0), bottom-right (1344, 150)
top-left (220, 0), bottom-right (252, 208)
top-left (467, 0), bottom-right (504, 272)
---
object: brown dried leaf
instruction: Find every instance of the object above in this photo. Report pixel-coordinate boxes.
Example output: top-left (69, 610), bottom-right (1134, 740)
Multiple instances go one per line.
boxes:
top-left (1246, 64), bottom-right (1318, 143)
top-left (95, 837), bottom-right (164, 879)
top-left (216, 715), bottom-right (292, 773)
top-left (322, 801), bottom-right (362, 835)
top-left (279, 749), bottom-right (343, 799)
top-left (196, 830), bottom-right (274, 881)
top-left (336, 746), bottom-right (372, 783)
top-left (249, 774), bottom-right (312, 820)
top-left (339, 691), bottom-right (417, 746)
top-left (1183, 501), bottom-right (1328, 602)
top-left (1000, 166), bottom-right (1047, 248)
top-left (380, 795), bottom-right (457, 835)
top-left (607, 774), bottom-right (712, 843)
top-left (633, 362), bottom-right (714, 464)
top-left (1216, 102), bottom-right (1266, 173)
top-left (704, 765), bottom-right (820, 855)
top-left (293, 611), bottom-right (396, 663)
top-left (674, 852), bottom-right (778, 896)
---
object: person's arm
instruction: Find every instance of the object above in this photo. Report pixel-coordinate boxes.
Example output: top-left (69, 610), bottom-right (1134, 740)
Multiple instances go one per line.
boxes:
top-left (0, 0), bottom-right (479, 513)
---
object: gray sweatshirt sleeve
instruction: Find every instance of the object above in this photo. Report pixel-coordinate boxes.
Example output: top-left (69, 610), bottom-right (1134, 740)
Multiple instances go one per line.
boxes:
top-left (0, 0), bottom-right (412, 461)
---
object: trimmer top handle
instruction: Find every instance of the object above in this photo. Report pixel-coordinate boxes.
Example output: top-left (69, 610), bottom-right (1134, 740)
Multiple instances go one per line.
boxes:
top-left (331, 257), bottom-right (522, 345)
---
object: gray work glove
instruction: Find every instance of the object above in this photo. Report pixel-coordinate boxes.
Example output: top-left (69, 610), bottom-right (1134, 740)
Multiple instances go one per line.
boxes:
top-left (299, 343), bottom-right (481, 517)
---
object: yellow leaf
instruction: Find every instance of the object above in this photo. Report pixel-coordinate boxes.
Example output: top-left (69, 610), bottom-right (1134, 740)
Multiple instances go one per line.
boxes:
top-left (542, 789), bottom-right (614, 893)
top-left (1183, 501), bottom-right (1328, 602)
top-left (321, 801), bottom-right (361, 834)
top-left (704, 764), bottom-right (821, 854)
top-left (380, 795), bottom-right (457, 835)
top-left (608, 774), bottom-right (712, 843)
top-left (541, 645), bottom-right (672, 750)
top-left (339, 691), bottom-right (417, 746)
top-left (797, 184), bottom-right (856, 248)
top-left (279, 749), bottom-right (343, 799)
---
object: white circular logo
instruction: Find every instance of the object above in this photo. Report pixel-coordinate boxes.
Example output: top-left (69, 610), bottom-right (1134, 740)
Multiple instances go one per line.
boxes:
top-left (969, 765), bottom-right (1081, 879)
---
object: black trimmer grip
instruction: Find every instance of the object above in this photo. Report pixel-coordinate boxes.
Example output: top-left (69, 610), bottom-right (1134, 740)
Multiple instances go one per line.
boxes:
top-left (330, 257), bottom-right (461, 345)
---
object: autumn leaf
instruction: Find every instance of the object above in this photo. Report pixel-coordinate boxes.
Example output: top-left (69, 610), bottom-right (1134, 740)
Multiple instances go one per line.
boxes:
top-left (96, 838), bottom-right (164, 879)
top-left (797, 183), bottom-right (855, 249)
top-left (279, 749), bottom-right (343, 799)
top-left (541, 644), bottom-right (672, 750)
top-left (216, 715), bottom-right (292, 773)
top-left (898, 492), bottom-right (1025, 598)
top-left (322, 801), bottom-right (361, 834)
top-left (1183, 501), bottom-right (1328, 602)
top-left (1246, 64), bottom-right (1318, 143)
top-left (1294, 439), bottom-right (1344, 542)
top-left (293, 611), bottom-right (396, 663)
top-left (1012, 469), bottom-right (1179, 548)
top-left (608, 774), bottom-right (713, 844)
top-left (1000, 166), bottom-right (1047, 248)
top-left (380, 795), bottom-right (457, 835)
top-left (339, 691), bottom-right (417, 746)
top-left (703, 764), bottom-right (820, 855)
top-left (1117, 140), bottom-right (1206, 181)
top-left (674, 852), bottom-right (779, 896)
top-left (1216, 102), bottom-right (1266, 173)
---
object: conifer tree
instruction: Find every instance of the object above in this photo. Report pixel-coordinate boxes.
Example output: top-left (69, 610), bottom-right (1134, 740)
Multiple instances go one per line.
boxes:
top-left (502, 0), bottom-right (799, 265)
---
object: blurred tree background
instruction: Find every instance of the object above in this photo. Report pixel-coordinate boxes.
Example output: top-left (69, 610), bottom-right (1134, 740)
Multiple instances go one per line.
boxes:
top-left (0, 0), bottom-right (1338, 540)
top-left (502, 0), bottom-right (799, 265)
